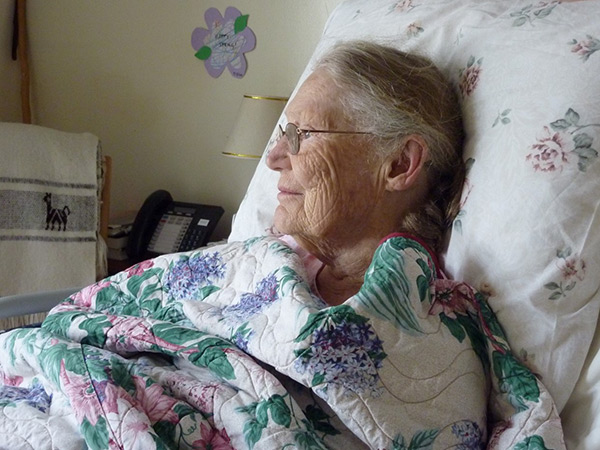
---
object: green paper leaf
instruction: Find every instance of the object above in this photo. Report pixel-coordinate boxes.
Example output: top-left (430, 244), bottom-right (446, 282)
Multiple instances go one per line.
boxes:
top-left (195, 46), bottom-right (212, 60)
top-left (234, 14), bottom-right (249, 34)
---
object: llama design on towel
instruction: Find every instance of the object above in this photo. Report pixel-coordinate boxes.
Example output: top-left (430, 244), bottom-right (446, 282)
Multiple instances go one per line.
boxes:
top-left (43, 192), bottom-right (71, 231)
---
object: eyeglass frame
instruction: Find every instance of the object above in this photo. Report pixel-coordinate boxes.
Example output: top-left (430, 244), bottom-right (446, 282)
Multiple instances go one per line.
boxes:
top-left (277, 122), bottom-right (372, 155)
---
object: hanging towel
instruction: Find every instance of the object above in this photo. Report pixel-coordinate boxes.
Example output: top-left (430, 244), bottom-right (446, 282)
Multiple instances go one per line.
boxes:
top-left (0, 122), bottom-right (100, 298)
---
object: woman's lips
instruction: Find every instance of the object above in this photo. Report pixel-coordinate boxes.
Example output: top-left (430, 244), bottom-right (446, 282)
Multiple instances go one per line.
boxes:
top-left (277, 186), bottom-right (301, 200)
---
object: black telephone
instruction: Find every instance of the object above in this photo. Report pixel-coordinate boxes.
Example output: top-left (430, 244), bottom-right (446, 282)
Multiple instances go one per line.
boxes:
top-left (126, 190), bottom-right (224, 258)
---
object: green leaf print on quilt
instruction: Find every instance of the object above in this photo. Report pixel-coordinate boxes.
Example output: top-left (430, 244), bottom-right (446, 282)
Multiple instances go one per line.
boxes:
top-left (237, 393), bottom-right (329, 450)
top-left (94, 283), bottom-right (139, 315)
top-left (38, 342), bottom-right (87, 385)
top-left (148, 323), bottom-right (236, 380)
top-left (110, 357), bottom-right (137, 393)
top-left (7, 325), bottom-right (40, 356)
top-left (270, 240), bottom-right (295, 255)
top-left (80, 416), bottom-right (110, 450)
top-left (237, 394), bottom-right (292, 449)
top-left (392, 429), bottom-right (439, 450)
top-left (187, 337), bottom-right (236, 380)
top-left (126, 266), bottom-right (164, 298)
top-left (78, 315), bottom-right (113, 347)
top-left (493, 351), bottom-right (540, 412)
top-left (356, 237), bottom-right (434, 334)
top-left (303, 402), bottom-right (341, 437)
top-left (514, 435), bottom-right (551, 450)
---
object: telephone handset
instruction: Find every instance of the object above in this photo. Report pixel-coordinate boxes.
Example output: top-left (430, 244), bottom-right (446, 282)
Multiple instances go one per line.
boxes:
top-left (126, 189), bottom-right (224, 259)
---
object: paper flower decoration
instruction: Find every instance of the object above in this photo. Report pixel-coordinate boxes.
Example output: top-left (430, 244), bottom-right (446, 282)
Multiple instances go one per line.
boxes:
top-left (191, 7), bottom-right (256, 79)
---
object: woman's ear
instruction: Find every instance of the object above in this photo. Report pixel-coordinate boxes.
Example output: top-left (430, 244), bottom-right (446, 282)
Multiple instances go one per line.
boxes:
top-left (385, 135), bottom-right (429, 192)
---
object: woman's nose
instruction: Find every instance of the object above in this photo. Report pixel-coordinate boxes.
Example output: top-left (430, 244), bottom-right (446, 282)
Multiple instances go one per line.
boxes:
top-left (266, 136), bottom-right (291, 171)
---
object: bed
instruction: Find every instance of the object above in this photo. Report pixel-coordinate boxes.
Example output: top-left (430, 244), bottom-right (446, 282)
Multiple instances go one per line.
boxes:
top-left (0, 0), bottom-right (598, 448)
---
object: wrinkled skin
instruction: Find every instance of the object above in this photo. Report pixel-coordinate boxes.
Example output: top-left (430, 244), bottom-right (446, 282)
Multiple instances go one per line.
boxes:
top-left (267, 69), bottom-right (429, 304)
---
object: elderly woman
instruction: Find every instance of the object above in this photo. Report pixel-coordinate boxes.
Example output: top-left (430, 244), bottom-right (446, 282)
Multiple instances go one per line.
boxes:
top-left (267, 41), bottom-right (464, 306)
top-left (0, 42), bottom-right (562, 450)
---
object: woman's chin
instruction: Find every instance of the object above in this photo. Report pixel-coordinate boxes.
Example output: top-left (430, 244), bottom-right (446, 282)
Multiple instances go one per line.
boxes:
top-left (273, 207), bottom-right (298, 236)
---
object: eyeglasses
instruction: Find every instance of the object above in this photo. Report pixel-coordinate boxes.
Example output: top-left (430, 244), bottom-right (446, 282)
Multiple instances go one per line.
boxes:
top-left (277, 123), bottom-right (372, 155)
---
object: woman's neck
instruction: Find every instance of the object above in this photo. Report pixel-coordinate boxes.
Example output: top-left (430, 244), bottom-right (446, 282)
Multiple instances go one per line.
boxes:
top-left (313, 237), bottom-right (380, 306)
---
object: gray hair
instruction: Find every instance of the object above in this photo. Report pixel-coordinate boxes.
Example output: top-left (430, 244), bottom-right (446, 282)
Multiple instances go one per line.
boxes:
top-left (314, 40), bottom-right (465, 253)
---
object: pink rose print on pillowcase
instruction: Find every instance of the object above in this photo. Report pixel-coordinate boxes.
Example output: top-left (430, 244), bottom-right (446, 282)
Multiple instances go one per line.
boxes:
top-left (406, 22), bottom-right (424, 39)
top-left (191, 7), bottom-right (256, 79)
top-left (527, 126), bottom-right (572, 172)
top-left (527, 108), bottom-right (599, 172)
top-left (459, 56), bottom-right (483, 98)
top-left (545, 248), bottom-right (586, 300)
top-left (569, 35), bottom-right (600, 62)
top-left (388, 0), bottom-right (417, 14)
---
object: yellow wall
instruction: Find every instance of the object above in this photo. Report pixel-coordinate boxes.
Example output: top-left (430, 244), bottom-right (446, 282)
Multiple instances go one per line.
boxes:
top-left (0, 0), bottom-right (342, 239)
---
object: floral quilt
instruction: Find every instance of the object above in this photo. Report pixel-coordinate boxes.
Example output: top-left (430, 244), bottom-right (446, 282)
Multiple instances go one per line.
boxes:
top-left (0, 236), bottom-right (564, 449)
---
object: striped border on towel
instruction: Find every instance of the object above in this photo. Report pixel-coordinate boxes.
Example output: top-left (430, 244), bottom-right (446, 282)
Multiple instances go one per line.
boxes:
top-left (0, 235), bottom-right (96, 243)
top-left (0, 176), bottom-right (96, 190)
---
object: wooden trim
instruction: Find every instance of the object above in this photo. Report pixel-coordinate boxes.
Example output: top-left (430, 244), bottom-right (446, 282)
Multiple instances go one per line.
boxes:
top-left (100, 155), bottom-right (112, 241)
top-left (17, 0), bottom-right (31, 124)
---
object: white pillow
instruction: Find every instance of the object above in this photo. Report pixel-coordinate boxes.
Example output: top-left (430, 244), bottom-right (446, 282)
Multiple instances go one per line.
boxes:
top-left (229, 0), bottom-right (600, 426)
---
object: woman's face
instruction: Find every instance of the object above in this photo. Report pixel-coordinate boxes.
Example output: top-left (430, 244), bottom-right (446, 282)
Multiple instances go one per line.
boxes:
top-left (266, 70), bottom-right (385, 247)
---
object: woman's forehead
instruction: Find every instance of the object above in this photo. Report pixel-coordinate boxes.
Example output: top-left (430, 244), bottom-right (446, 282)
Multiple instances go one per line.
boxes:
top-left (286, 71), bottom-right (344, 126)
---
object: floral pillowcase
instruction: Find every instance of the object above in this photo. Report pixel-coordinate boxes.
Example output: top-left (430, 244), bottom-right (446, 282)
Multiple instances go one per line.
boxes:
top-left (229, 0), bottom-right (600, 421)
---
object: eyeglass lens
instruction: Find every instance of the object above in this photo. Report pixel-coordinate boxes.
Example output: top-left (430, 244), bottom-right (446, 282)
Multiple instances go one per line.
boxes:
top-left (285, 123), bottom-right (299, 155)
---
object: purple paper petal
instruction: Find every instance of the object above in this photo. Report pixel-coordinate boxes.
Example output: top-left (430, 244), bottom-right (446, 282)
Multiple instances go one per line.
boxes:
top-left (205, 58), bottom-right (226, 78)
top-left (204, 7), bottom-right (225, 29)
top-left (223, 6), bottom-right (242, 22)
top-left (191, 27), bottom-right (210, 51)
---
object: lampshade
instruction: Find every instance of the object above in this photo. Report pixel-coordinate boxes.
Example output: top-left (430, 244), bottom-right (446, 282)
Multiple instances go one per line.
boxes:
top-left (222, 94), bottom-right (288, 159)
